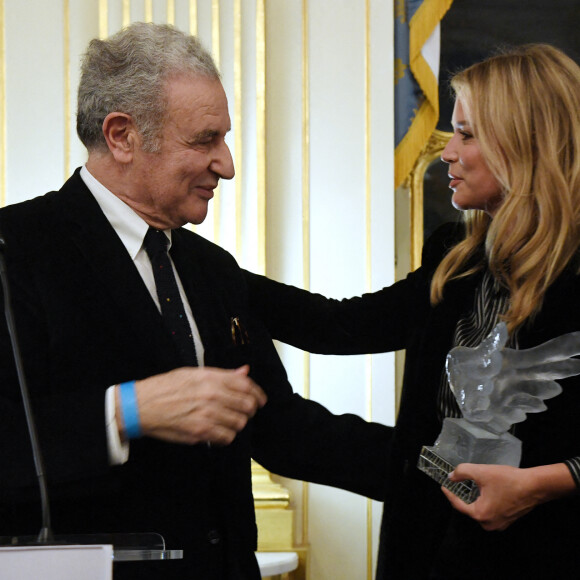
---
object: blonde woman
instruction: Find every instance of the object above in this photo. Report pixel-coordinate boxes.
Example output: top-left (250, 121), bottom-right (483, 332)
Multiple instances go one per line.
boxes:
top-left (246, 45), bottom-right (580, 579)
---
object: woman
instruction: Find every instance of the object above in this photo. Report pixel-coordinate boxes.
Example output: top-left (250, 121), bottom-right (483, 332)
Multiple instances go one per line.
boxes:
top-left (247, 45), bottom-right (580, 579)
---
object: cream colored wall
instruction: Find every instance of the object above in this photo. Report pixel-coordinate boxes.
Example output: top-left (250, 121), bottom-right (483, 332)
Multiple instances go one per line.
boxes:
top-left (0, 1), bottom-right (395, 578)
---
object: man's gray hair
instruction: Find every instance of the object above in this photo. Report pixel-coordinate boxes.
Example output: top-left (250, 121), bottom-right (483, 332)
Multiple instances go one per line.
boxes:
top-left (76, 22), bottom-right (220, 152)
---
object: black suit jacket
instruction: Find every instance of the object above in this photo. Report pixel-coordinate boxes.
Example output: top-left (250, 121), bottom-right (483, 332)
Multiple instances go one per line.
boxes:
top-left (0, 169), bottom-right (390, 580)
top-left (246, 223), bottom-right (580, 580)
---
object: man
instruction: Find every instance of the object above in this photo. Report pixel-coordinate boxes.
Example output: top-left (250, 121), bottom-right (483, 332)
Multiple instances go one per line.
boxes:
top-left (0, 22), bottom-right (389, 579)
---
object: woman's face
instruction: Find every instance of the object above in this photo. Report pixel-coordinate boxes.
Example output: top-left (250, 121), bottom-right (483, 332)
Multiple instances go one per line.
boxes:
top-left (441, 99), bottom-right (504, 217)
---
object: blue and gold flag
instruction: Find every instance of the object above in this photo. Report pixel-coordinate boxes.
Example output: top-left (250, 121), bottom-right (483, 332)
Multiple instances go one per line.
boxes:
top-left (395, 0), bottom-right (453, 188)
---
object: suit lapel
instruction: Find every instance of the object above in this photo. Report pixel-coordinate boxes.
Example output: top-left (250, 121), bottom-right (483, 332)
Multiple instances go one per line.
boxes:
top-left (57, 172), bottom-right (180, 367)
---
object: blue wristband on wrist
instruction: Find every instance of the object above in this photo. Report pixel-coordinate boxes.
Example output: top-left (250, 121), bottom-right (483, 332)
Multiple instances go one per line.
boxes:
top-left (119, 380), bottom-right (142, 439)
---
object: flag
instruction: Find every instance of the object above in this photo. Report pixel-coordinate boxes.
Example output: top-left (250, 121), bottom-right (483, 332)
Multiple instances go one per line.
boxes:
top-left (394, 0), bottom-right (453, 188)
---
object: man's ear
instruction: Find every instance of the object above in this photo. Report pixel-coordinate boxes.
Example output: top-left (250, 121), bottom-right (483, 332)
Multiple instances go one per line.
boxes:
top-left (102, 112), bottom-right (139, 163)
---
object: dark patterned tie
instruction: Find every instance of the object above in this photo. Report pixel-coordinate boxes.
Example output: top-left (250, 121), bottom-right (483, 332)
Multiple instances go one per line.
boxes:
top-left (143, 227), bottom-right (198, 366)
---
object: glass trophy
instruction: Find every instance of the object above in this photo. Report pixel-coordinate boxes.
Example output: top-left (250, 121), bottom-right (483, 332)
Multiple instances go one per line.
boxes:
top-left (418, 322), bottom-right (580, 503)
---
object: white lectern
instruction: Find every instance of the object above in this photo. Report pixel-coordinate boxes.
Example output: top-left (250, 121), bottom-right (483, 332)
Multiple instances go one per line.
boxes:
top-left (0, 533), bottom-right (183, 579)
top-left (0, 544), bottom-right (113, 580)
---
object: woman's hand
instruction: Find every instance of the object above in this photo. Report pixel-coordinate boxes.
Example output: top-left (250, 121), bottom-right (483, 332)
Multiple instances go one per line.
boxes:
top-left (441, 462), bottom-right (576, 531)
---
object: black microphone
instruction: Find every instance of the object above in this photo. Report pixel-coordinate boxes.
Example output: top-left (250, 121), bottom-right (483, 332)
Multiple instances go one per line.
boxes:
top-left (0, 232), bottom-right (53, 543)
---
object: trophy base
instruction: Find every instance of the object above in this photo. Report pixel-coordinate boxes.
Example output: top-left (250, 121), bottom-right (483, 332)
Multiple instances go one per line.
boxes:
top-left (417, 446), bottom-right (479, 504)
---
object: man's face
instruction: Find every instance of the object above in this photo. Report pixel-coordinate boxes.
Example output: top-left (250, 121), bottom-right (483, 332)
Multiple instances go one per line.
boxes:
top-left (129, 75), bottom-right (234, 229)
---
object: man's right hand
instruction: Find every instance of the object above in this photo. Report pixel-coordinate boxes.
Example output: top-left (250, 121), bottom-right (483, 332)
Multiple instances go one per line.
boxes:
top-left (116, 365), bottom-right (267, 445)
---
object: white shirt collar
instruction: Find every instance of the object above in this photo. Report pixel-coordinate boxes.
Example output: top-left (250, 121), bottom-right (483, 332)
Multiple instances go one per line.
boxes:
top-left (80, 165), bottom-right (171, 259)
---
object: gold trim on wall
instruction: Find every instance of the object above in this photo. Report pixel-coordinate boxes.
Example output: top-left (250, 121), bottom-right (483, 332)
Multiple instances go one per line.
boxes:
top-left (144, 0), bottom-right (153, 23)
top-left (301, 0), bottom-right (310, 549)
top-left (256, 0), bottom-right (266, 274)
top-left (301, 0), bottom-right (310, 298)
top-left (0, 0), bottom-right (5, 207)
top-left (167, 0), bottom-right (175, 25)
top-left (122, 0), bottom-right (130, 27)
top-left (364, 0), bottom-right (372, 296)
top-left (63, 0), bottom-right (71, 179)
top-left (234, 0), bottom-right (242, 259)
top-left (189, 0), bottom-right (197, 35)
top-left (99, 0), bottom-right (108, 38)
top-left (364, 1), bottom-right (372, 414)
top-left (301, 0), bottom-right (311, 403)
top-left (212, 0), bottom-right (220, 64)
top-left (212, 0), bottom-right (221, 244)
top-left (364, 3), bottom-right (373, 577)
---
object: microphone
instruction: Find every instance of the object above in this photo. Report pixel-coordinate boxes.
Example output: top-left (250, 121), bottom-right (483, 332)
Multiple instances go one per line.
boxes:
top-left (0, 232), bottom-right (53, 543)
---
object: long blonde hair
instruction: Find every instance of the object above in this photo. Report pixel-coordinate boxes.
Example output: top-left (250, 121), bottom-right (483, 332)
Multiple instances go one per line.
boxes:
top-left (431, 44), bottom-right (580, 332)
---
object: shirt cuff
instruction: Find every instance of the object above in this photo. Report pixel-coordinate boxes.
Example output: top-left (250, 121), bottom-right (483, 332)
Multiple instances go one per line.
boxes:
top-left (105, 385), bottom-right (130, 465)
top-left (564, 457), bottom-right (580, 489)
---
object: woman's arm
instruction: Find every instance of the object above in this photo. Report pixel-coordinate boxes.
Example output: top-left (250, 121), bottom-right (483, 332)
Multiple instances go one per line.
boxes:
top-left (244, 223), bottom-right (462, 356)
top-left (243, 269), bottom-right (428, 355)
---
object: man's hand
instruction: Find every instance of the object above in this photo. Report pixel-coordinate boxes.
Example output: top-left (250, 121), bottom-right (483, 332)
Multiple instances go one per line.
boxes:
top-left (117, 365), bottom-right (267, 445)
top-left (442, 462), bottom-right (576, 531)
